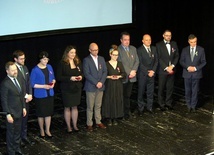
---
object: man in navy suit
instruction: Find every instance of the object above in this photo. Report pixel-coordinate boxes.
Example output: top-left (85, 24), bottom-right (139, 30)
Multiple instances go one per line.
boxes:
top-left (118, 31), bottom-right (139, 120)
top-left (156, 30), bottom-right (179, 111)
top-left (1, 61), bottom-right (26, 155)
top-left (13, 50), bottom-right (34, 146)
top-left (83, 43), bottom-right (107, 131)
top-left (137, 34), bottom-right (158, 116)
top-left (180, 34), bottom-right (206, 112)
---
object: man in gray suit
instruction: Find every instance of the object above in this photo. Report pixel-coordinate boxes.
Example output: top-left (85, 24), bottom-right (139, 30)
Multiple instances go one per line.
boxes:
top-left (118, 32), bottom-right (139, 120)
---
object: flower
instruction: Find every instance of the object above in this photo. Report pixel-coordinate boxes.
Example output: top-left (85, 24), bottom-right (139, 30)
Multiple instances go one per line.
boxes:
top-left (77, 66), bottom-right (81, 72)
top-left (195, 51), bottom-right (198, 56)
top-left (99, 64), bottom-right (102, 70)
top-left (171, 48), bottom-right (175, 53)
top-left (117, 67), bottom-right (120, 73)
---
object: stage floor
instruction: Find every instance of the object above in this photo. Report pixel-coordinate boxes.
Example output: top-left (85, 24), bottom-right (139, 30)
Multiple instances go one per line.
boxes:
top-left (0, 82), bottom-right (213, 155)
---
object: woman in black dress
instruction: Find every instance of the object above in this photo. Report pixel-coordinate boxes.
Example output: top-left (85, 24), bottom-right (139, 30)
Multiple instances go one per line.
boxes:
top-left (56, 45), bottom-right (83, 132)
top-left (102, 45), bottom-right (126, 126)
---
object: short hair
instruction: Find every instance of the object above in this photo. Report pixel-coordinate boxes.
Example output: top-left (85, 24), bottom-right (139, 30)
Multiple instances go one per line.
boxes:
top-left (13, 50), bottom-right (25, 59)
top-left (163, 29), bottom-right (171, 34)
top-left (120, 31), bottom-right (130, 39)
top-left (109, 44), bottom-right (118, 54)
top-left (188, 34), bottom-right (197, 40)
top-left (38, 51), bottom-right (49, 60)
top-left (5, 61), bottom-right (15, 70)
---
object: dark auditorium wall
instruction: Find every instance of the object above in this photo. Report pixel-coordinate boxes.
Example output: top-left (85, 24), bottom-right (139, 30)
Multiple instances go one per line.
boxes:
top-left (0, 0), bottom-right (213, 94)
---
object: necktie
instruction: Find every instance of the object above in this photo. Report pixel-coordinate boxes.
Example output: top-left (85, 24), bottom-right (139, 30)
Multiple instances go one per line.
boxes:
top-left (147, 48), bottom-right (152, 57)
top-left (13, 78), bottom-right (21, 93)
top-left (190, 48), bottom-right (194, 62)
top-left (125, 47), bottom-right (130, 58)
top-left (20, 66), bottom-right (25, 78)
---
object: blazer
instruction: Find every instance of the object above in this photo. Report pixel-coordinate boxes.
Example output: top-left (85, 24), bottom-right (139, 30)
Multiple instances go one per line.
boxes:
top-left (118, 44), bottom-right (139, 83)
top-left (83, 55), bottom-right (107, 92)
top-left (16, 64), bottom-right (32, 97)
top-left (0, 76), bottom-right (25, 118)
top-left (180, 45), bottom-right (206, 79)
top-left (137, 45), bottom-right (158, 76)
top-left (30, 64), bottom-right (55, 98)
top-left (156, 40), bottom-right (179, 75)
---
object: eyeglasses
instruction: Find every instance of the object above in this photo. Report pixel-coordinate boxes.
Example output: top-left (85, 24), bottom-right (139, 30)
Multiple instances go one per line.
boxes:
top-left (18, 58), bottom-right (26, 60)
top-left (90, 49), bottom-right (99, 52)
top-left (112, 54), bottom-right (118, 56)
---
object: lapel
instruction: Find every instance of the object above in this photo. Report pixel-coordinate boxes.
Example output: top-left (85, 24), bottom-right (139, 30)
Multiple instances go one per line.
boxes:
top-left (7, 77), bottom-right (21, 94)
top-left (89, 55), bottom-right (98, 71)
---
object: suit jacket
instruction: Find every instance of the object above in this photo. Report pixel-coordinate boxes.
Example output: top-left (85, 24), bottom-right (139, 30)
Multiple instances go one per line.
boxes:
top-left (137, 45), bottom-right (158, 76)
top-left (180, 45), bottom-right (206, 79)
top-left (16, 64), bottom-right (32, 98)
top-left (0, 76), bottom-right (25, 118)
top-left (118, 44), bottom-right (139, 83)
top-left (83, 55), bottom-right (107, 92)
top-left (156, 40), bottom-right (179, 75)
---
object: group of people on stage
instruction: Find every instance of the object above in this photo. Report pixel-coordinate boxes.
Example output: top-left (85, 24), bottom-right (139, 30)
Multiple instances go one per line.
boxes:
top-left (0, 30), bottom-right (206, 155)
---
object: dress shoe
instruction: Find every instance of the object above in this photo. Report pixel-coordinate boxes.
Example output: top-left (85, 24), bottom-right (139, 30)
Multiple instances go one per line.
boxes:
top-left (73, 128), bottom-right (80, 132)
top-left (15, 151), bottom-right (25, 155)
top-left (160, 106), bottom-right (166, 111)
top-left (138, 111), bottom-right (143, 117)
top-left (124, 114), bottom-right (130, 120)
top-left (147, 109), bottom-right (154, 114)
top-left (131, 112), bottom-right (136, 118)
top-left (112, 119), bottom-right (118, 126)
top-left (39, 135), bottom-right (45, 138)
top-left (107, 119), bottom-right (112, 126)
top-left (67, 130), bottom-right (72, 133)
top-left (192, 108), bottom-right (196, 113)
top-left (86, 125), bottom-right (93, 132)
top-left (165, 105), bottom-right (174, 110)
top-left (187, 108), bottom-right (191, 113)
top-left (45, 132), bottom-right (53, 138)
top-left (20, 140), bottom-right (26, 147)
top-left (96, 123), bottom-right (107, 129)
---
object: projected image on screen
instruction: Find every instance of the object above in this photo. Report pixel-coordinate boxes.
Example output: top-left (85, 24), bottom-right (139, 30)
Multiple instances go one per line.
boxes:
top-left (0, 0), bottom-right (132, 38)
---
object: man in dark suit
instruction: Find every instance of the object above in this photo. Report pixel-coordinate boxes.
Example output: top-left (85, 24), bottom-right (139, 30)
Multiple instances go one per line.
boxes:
top-left (13, 50), bottom-right (34, 146)
top-left (137, 34), bottom-right (158, 116)
top-left (83, 43), bottom-right (107, 132)
top-left (180, 34), bottom-right (206, 112)
top-left (156, 30), bottom-right (179, 111)
top-left (118, 31), bottom-right (139, 120)
top-left (1, 61), bottom-right (26, 155)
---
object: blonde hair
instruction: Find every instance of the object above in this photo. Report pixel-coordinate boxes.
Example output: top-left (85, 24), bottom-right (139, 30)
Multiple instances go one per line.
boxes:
top-left (109, 44), bottom-right (118, 54)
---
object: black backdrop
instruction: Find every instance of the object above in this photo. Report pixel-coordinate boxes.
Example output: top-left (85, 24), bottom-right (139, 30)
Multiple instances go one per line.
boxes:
top-left (0, 0), bottom-right (213, 95)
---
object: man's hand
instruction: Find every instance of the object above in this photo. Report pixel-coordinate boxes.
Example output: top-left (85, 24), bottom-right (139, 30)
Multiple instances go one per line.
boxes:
top-left (187, 66), bottom-right (196, 72)
top-left (26, 94), bottom-right (33, 103)
top-left (7, 114), bottom-right (14, 123)
top-left (129, 70), bottom-right (136, 79)
top-left (148, 70), bottom-right (155, 77)
top-left (23, 108), bottom-right (27, 117)
top-left (96, 82), bottom-right (103, 89)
